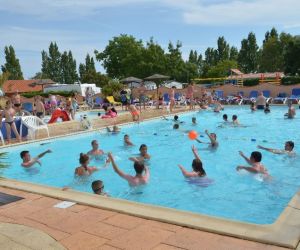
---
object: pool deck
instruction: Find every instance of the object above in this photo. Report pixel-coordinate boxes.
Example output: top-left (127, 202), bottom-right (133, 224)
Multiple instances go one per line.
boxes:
top-left (0, 186), bottom-right (292, 250)
top-left (0, 106), bottom-right (300, 250)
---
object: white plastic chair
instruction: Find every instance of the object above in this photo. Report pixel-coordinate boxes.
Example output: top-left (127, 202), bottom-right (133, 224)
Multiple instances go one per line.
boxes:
top-left (0, 130), bottom-right (5, 145)
top-left (20, 116), bottom-right (50, 140)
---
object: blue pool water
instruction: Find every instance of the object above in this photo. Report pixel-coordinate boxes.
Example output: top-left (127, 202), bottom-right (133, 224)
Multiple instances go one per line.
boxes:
top-left (1, 106), bottom-right (299, 224)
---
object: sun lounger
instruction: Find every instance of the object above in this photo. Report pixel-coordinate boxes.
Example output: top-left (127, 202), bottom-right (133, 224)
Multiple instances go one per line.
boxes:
top-left (288, 88), bottom-right (300, 104)
top-left (106, 96), bottom-right (121, 105)
top-left (273, 93), bottom-right (287, 104)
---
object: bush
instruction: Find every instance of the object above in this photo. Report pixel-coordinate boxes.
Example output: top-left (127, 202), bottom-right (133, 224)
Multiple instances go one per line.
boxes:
top-left (243, 78), bottom-right (259, 86)
top-left (21, 91), bottom-right (76, 98)
top-left (281, 76), bottom-right (300, 85)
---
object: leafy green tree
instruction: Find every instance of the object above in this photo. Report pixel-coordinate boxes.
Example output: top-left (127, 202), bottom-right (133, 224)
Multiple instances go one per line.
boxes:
top-left (101, 79), bottom-right (123, 96)
top-left (229, 46), bottom-right (238, 61)
top-left (95, 34), bottom-right (144, 78)
top-left (216, 36), bottom-right (230, 62)
top-left (0, 72), bottom-right (10, 87)
top-left (79, 54), bottom-right (97, 83)
top-left (140, 38), bottom-right (166, 77)
top-left (284, 36), bottom-right (300, 75)
top-left (41, 42), bottom-right (62, 82)
top-left (1, 45), bottom-right (23, 80)
top-left (61, 51), bottom-right (78, 84)
top-left (260, 37), bottom-right (283, 72)
top-left (79, 54), bottom-right (109, 87)
top-left (207, 60), bottom-right (237, 78)
top-left (238, 32), bottom-right (259, 73)
top-left (188, 50), bottom-right (203, 76)
top-left (165, 41), bottom-right (186, 81)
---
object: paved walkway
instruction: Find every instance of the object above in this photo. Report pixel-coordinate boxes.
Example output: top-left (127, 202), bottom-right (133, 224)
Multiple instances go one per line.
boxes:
top-left (0, 223), bottom-right (65, 249)
top-left (0, 187), bottom-right (290, 250)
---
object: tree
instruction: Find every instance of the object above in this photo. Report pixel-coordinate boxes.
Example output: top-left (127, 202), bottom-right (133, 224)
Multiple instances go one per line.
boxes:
top-left (140, 38), bottom-right (166, 77)
top-left (95, 34), bottom-right (144, 78)
top-left (1, 45), bottom-right (23, 80)
top-left (61, 51), bottom-right (78, 84)
top-left (207, 60), bottom-right (237, 78)
top-left (79, 54), bottom-right (97, 83)
top-left (216, 36), bottom-right (230, 62)
top-left (41, 42), bottom-right (62, 82)
top-left (229, 46), bottom-right (238, 61)
top-left (0, 72), bottom-right (10, 87)
top-left (260, 37), bottom-right (283, 72)
top-left (188, 50), bottom-right (203, 76)
top-left (284, 36), bottom-right (300, 75)
top-left (238, 32), bottom-right (259, 73)
top-left (165, 41), bottom-right (186, 81)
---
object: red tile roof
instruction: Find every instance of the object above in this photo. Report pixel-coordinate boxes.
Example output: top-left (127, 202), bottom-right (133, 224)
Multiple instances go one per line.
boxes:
top-left (2, 79), bottom-right (53, 94)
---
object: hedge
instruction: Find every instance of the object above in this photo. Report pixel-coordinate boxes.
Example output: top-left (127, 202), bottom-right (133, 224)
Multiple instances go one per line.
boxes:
top-left (21, 91), bottom-right (77, 98)
top-left (281, 76), bottom-right (300, 85)
top-left (243, 78), bottom-right (259, 86)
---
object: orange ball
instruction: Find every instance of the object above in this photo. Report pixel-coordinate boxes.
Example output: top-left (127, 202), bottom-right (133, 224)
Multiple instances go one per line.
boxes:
top-left (188, 130), bottom-right (198, 140)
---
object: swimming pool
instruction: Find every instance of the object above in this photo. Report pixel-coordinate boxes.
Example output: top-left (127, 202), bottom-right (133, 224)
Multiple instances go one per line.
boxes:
top-left (1, 106), bottom-right (299, 224)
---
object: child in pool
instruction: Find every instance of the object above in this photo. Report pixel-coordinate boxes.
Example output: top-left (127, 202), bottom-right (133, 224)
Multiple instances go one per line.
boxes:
top-left (178, 145), bottom-right (206, 177)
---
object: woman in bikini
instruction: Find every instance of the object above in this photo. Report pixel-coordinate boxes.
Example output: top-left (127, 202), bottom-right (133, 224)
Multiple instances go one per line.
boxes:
top-left (2, 100), bottom-right (21, 143)
top-left (74, 153), bottom-right (99, 176)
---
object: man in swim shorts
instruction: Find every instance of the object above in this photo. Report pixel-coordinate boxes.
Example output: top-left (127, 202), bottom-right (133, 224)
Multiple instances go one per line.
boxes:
top-left (255, 92), bottom-right (266, 110)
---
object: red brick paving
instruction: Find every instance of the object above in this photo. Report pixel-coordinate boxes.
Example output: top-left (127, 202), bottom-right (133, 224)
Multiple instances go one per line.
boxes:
top-left (0, 187), bottom-right (291, 250)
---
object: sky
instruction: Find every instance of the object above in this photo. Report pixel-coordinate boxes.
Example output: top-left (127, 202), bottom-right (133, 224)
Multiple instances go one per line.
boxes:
top-left (0, 0), bottom-right (299, 78)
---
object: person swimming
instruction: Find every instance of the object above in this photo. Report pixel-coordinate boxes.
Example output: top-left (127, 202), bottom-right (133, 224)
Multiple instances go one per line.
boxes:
top-left (124, 134), bottom-right (134, 146)
top-left (232, 115), bottom-right (240, 125)
top-left (87, 140), bottom-right (105, 160)
top-left (178, 145), bottom-right (207, 178)
top-left (257, 141), bottom-right (295, 156)
top-left (91, 180), bottom-right (108, 196)
top-left (264, 103), bottom-right (270, 113)
top-left (285, 102), bottom-right (296, 119)
top-left (74, 153), bottom-right (99, 176)
top-left (236, 151), bottom-right (269, 177)
top-left (107, 125), bottom-right (120, 133)
top-left (108, 152), bottom-right (149, 186)
top-left (196, 129), bottom-right (218, 148)
top-left (20, 149), bottom-right (52, 168)
top-left (192, 117), bottom-right (197, 125)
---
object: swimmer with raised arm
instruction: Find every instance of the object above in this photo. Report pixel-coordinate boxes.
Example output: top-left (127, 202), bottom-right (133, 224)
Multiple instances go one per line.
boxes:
top-left (108, 152), bottom-right (149, 186)
top-left (178, 145), bottom-right (206, 177)
top-left (20, 149), bottom-right (52, 168)
top-left (236, 151), bottom-right (269, 176)
top-left (258, 141), bottom-right (295, 156)
top-left (75, 153), bottom-right (99, 176)
top-left (196, 130), bottom-right (218, 148)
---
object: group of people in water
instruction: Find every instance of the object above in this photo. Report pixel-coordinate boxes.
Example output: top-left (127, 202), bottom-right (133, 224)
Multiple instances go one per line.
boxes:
top-left (19, 102), bottom-right (296, 196)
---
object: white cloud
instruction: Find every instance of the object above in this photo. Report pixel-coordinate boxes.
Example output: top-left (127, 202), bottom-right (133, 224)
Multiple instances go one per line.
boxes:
top-left (170, 0), bottom-right (300, 27)
top-left (0, 26), bottom-right (105, 77)
top-left (1, 0), bottom-right (299, 27)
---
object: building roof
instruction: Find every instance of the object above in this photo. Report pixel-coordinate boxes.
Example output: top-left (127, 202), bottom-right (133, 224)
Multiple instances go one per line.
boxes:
top-left (230, 69), bottom-right (244, 75)
top-left (2, 79), bottom-right (54, 94)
